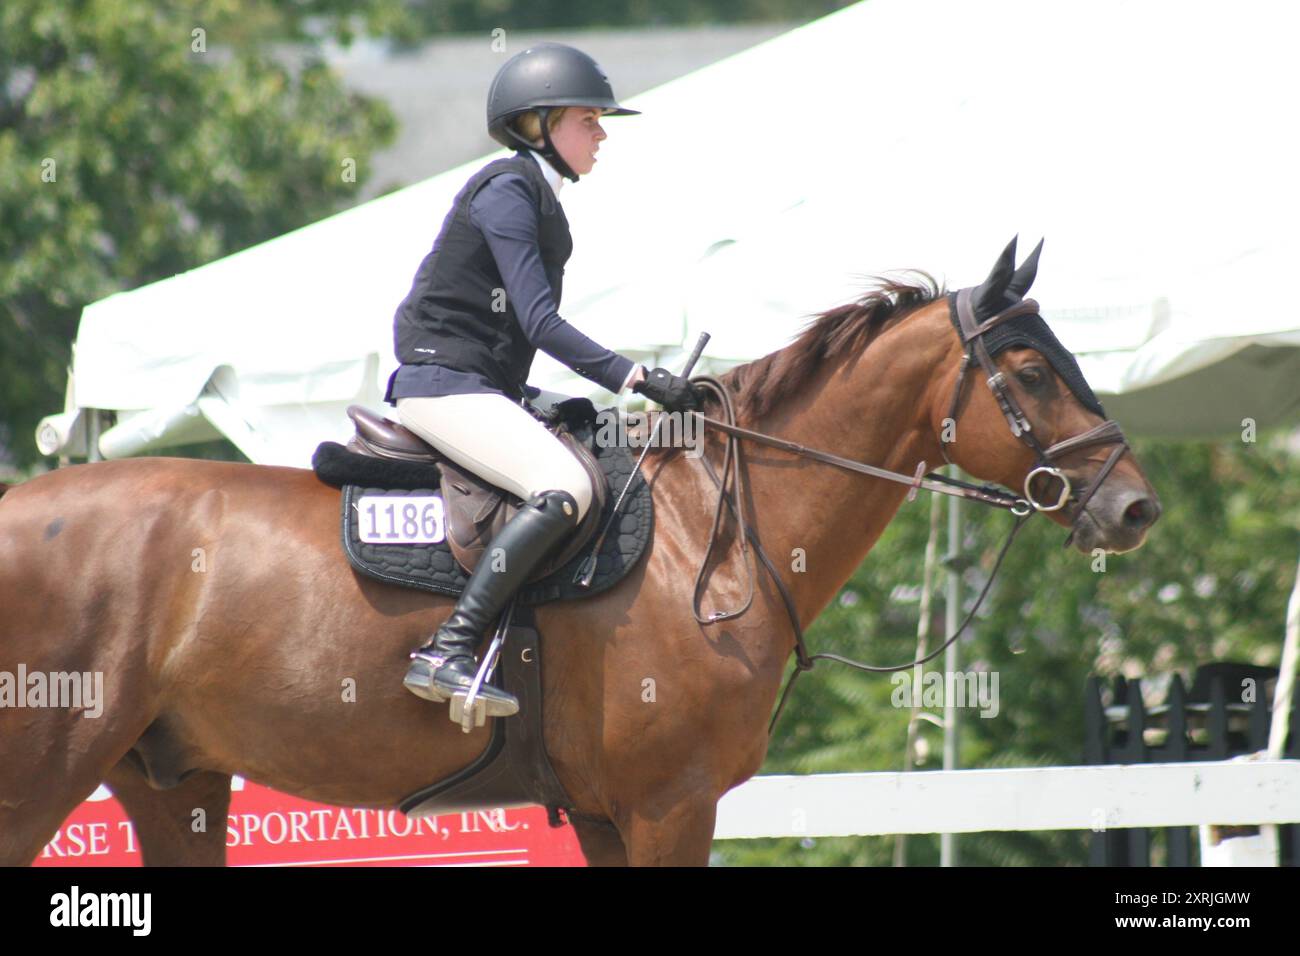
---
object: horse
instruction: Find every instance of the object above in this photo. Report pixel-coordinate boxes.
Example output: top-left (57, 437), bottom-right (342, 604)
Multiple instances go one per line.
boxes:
top-left (0, 239), bottom-right (1160, 866)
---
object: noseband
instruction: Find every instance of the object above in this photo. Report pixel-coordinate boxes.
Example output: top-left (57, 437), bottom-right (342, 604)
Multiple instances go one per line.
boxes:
top-left (941, 287), bottom-right (1130, 547)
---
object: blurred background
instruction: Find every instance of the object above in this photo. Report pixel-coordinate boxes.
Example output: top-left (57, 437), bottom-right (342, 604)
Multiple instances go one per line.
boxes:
top-left (3, 0), bottom-right (1297, 866)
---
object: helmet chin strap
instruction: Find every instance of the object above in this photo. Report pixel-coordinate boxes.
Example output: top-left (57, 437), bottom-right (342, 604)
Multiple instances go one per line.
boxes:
top-left (535, 107), bottom-right (581, 183)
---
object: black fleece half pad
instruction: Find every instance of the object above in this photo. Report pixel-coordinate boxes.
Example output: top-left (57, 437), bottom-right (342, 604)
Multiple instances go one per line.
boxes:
top-left (312, 417), bottom-right (652, 605)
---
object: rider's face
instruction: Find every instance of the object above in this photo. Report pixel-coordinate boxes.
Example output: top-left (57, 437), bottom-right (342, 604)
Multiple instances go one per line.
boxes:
top-left (549, 107), bottom-right (607, 176)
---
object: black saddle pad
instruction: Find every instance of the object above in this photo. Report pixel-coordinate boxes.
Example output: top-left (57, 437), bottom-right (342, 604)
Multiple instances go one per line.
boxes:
top-left (312, 415), bottom-right (652, 605)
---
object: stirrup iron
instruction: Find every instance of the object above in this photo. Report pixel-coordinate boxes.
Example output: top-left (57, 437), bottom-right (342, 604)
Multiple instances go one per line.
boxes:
top-left (452, 599), bottom-right (516, 734)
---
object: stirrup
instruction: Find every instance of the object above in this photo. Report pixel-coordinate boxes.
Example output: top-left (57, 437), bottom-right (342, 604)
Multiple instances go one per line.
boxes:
top-left (403, 651), bottom-right (519, 730)
top-left (403, 650), bottom-right (455, 703)
top-left (405, 598), bottom-right (521, 731)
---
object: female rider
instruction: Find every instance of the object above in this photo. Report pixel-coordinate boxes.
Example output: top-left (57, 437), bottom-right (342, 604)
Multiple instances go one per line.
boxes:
top-left (383, 42), bottom-right (699, 719)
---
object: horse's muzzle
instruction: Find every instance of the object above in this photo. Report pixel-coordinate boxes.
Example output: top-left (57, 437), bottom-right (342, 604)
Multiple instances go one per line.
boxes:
top-left (1067, 482), bottom-right (1161, 554)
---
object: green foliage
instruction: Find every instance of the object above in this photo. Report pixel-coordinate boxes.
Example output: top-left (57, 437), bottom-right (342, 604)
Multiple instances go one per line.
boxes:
top-left (713, 430), bottom-right (1300, 866)
top-left (0, 0), bottom-right (397, 469)
top-left (391, 0), bottom-right (851, 39)
top-left (0, 0), bottom-right (848, 471)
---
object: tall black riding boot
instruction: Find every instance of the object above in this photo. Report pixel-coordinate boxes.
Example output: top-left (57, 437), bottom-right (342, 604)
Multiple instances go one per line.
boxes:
top-left (404, 488), bottom-right (580, 716)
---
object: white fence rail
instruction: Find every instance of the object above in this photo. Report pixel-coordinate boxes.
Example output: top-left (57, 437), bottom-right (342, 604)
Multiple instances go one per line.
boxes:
top-left (713, 760), bottom-right (1300, 839)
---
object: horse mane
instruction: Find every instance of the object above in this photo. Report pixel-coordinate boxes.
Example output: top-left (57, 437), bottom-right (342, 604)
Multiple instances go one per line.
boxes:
top-left (715, 271), bottom-right (945, 422)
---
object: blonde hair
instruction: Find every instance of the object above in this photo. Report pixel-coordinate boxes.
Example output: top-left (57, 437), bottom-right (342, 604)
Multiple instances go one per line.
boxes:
top-left (511, 107), bottom-right (567, 145)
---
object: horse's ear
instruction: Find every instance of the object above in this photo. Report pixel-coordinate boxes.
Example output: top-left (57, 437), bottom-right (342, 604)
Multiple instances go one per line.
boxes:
top-left (1005, 237), bottom-right (1044, 299)
top-left (972, 235), bottom-right (1019, 315)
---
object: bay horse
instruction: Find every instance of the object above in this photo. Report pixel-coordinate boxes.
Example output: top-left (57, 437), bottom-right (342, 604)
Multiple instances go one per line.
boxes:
top-left (0, 239), bottom-right (1159, 866)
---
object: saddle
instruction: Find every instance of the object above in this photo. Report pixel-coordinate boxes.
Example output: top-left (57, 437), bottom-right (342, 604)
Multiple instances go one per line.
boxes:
top-left (314, 398), bottom-right (655, 826)
top-left (345, 403), bottom-right (606, 583)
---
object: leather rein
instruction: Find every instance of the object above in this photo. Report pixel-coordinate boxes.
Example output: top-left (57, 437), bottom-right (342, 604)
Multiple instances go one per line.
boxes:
top-left (679, 289), bottom-right (1131, 736)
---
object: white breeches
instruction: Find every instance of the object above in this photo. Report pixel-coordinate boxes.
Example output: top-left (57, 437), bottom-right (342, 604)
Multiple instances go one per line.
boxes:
top-left (395, 390), bottom-right (594, 521)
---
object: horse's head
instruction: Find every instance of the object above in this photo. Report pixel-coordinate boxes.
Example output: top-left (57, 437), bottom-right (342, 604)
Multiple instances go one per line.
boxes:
top-left (933, 237), bottom-right (1160, 554)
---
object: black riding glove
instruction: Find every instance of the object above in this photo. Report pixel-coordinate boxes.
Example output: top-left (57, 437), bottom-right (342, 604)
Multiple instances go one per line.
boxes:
top-left (633, 367), bottom-right (701, 413)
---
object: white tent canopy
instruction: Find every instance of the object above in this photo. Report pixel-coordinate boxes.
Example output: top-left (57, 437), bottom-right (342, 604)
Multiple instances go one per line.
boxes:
top-left (44, 0), bottom-right (1300, 464)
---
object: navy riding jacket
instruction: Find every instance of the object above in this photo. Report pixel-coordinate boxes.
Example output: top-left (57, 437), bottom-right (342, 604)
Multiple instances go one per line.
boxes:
top-left (385, 149), bottom-right (635, 404)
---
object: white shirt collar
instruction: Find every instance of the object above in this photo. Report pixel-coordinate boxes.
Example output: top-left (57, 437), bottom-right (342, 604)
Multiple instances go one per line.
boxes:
top-left (528, 150), bottom-right (565, 198)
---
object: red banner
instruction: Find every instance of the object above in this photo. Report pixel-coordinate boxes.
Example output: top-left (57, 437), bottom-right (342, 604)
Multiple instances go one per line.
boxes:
top-left (34, 778), bottom-right (586, 867)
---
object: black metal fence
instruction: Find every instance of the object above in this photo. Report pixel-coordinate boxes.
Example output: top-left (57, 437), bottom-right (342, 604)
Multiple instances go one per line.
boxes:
top-left (1084, 661), bottom-right (1300, 866)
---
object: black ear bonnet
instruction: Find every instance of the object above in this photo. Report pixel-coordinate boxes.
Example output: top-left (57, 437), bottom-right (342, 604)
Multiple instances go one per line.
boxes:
top-left (949, 236), bottom-right (1106, 418)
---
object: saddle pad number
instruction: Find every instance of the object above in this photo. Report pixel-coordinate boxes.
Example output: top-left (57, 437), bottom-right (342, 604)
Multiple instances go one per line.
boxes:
top-left (358, 495), bottom-right (446, 545)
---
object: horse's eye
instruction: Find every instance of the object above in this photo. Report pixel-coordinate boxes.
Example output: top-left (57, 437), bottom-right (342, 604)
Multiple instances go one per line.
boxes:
top-left (1017, 367), bottom-right (1045, 388)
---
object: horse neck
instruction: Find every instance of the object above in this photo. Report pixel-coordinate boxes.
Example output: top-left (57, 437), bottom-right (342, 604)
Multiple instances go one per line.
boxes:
top-left (734, 306), bottom-right (953, 631)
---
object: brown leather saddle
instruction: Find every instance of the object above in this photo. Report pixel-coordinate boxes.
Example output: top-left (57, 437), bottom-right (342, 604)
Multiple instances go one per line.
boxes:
top-left (345, 404), bottom-right (607, 582)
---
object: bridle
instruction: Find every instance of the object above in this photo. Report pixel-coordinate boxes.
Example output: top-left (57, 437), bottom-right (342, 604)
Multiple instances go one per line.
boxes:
top-left (941, 286), bottom-right (1131, 548)
top-left (678, 287), bottom-right (1132, 735)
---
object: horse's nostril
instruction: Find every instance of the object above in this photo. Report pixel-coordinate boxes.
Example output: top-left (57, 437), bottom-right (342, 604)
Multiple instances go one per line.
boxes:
top-left (1123, 497), bottom-right (1158, 529)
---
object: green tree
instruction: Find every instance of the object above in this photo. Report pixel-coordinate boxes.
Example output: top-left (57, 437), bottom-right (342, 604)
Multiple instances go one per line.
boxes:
top-left (0, 0), bottom-right (398, 470)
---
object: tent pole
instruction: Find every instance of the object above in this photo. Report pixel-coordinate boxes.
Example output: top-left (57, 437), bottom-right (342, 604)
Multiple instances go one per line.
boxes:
top-left (893, 484), bottom-right (945, 866)
top-left (1268, 554), bottom-right (1300, 761)
top-left (941, 466), bottom-right (963, 867)
top-left (1253, 554), bottom-right (1300, 863)
top-left (86, 409), bottom-right (102, 463)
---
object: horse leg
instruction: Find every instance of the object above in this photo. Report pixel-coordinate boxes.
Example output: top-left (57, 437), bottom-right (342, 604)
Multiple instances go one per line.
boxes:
top-left (0, 711), bottom-right (148, 866)
top-left (569, 815), bottom-right (628, 867)
top-left (104, 761), bottom-right (232, 866)
top-left (616, 795), bottom-right (718, 867)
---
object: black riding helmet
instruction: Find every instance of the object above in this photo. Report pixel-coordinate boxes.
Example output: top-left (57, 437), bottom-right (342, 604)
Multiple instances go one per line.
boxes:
top-left (487, 42), bottom-right (640, 183)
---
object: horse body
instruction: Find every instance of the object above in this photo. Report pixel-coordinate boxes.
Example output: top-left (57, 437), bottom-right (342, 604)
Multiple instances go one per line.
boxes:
top-left (0, 263), bottom-right (1161, 866)
top-left (0, 451), bottom-right (782, 865)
